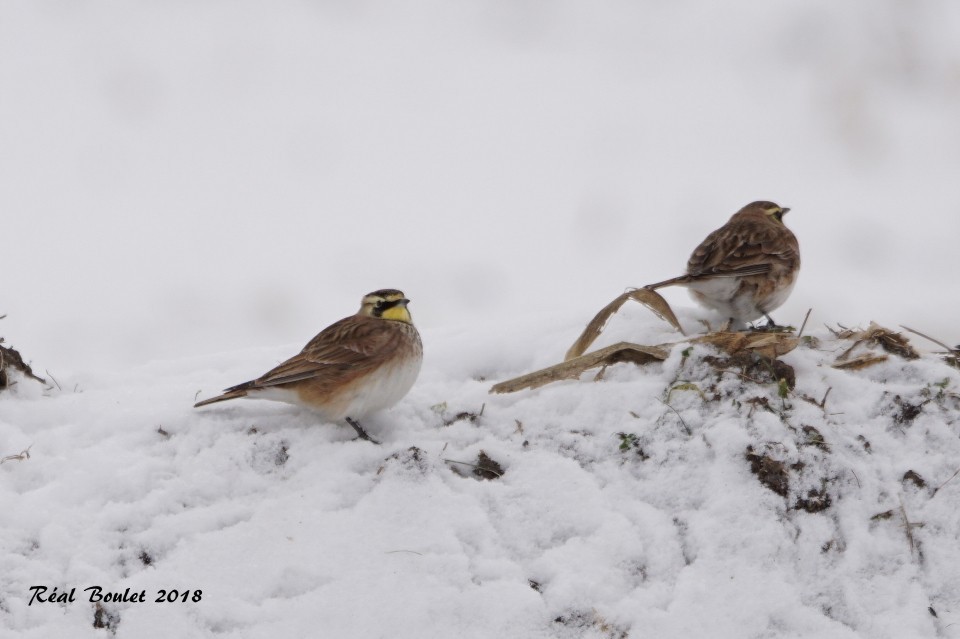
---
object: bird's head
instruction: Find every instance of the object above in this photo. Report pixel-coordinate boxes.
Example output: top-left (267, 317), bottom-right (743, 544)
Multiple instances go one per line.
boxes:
top-left (744, 201), bottom-right (791, 224)
top-left (359, 289), bottom-right (413, 323)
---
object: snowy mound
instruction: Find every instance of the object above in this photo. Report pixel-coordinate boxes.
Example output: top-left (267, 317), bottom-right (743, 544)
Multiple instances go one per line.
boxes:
top-left (2, 314), bottom-right (959, 638)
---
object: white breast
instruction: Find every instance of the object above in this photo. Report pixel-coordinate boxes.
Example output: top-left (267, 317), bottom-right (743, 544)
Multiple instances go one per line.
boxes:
top-left (337, 354), bottom-right (423, 421)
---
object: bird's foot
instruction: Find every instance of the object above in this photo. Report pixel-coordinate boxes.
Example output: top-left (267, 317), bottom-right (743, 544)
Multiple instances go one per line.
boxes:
top-left (749, 315), bottom-right (795, 333)
top-left (345, 417), bottom-right (381, 445)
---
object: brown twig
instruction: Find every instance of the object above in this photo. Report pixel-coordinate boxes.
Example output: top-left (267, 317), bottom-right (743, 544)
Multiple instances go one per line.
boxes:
top-left (800, 387), bottom-right (832, 411)
top-left (898, 497), bottom-right (924, 556)
top-left (849, 469), bottom-right (861, 489)
top-left (797, 309), bottom-right (813, 339)
top-left (900, 325), bottom-right (956, 354)
top-left (931, 467), bottom-right (960, 499)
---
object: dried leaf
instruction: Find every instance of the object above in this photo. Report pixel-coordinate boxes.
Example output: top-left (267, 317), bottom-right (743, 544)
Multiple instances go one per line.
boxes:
top-left (834, 322), bottom-right (919, 363)
top-left (866, 323), bottom-right (919, 360)
top-left (690, 332), bottom-right (799, 358)
top-left (832, 354), bottom-right (889, 370)
top-left (491, 341), bottom-right (669, 394)
top-left (494, 329), bottom-right (798, 395)
top-left (565, 289), bottom-right (683, 361)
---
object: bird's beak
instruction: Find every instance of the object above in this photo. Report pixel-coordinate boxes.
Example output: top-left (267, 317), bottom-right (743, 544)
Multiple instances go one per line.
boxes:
top-left (400, 298), bottom-right (411, 306)
top-left (781, 207), bottom-right (791, 215)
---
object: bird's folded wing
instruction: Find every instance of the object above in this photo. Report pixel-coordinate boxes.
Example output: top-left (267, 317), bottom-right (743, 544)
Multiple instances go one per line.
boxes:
top-left (687, 221), bottom-right (797, 277)
top-left (243, 317), bottom-right (400, 389)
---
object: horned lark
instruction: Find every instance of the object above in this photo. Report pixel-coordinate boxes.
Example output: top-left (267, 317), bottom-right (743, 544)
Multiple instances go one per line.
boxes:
top-left (646, 201), bottom-right (800, 328)
top-left (194, 289), bottom-right (423, 443)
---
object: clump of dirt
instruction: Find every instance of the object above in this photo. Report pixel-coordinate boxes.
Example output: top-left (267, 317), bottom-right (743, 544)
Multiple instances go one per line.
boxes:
top-left (902, 470), bottom-right (927, 489)
top-left (93, 603), bottom-right (120, 633)
top-left (705, 351), bottom-right (796, 391)
top-left (801, 425), bottom-right (830, 452)
top-left (553, 610), bottom-right (629, 639)
top-left (745, 443), bottom-right (835, 512)
top-left (0, 333), bottom-right (47, 390)
top-left (617, 433), bottom-right (649, 460)
top-left (378, 446), bottom-right (429, 476)
top-left (795, 483), bottom-right (832, 513)
top-left (474, 450), bottom-right (504, 480)
top-left (745, 445), bottom-right (790, 497)
top-left (891, 395), bottom-right (924, 425)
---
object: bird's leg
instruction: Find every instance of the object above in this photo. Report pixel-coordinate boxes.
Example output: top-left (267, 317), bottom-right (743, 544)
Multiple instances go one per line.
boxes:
top-left (345, 417), bottom-right (381, 445)
top-left (749, 314), bottom-right (791, 332)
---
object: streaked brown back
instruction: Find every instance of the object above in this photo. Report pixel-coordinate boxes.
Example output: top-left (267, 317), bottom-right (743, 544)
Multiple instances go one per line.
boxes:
top-left (687, 207), bottom-right (799, 278)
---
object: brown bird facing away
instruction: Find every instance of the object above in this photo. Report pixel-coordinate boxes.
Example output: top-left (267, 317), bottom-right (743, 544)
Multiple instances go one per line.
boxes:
top-left (645, 201), bottom-right (800, 329)
top-left (194, 289), bottom-right (423, 444)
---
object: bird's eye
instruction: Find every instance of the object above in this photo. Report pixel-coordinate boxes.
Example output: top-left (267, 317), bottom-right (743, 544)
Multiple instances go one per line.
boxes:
top-left (375, 300), bottom-right (384, 308)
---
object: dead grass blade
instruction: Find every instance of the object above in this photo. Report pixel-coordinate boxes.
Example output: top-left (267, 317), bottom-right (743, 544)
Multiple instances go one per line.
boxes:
top-left (492, 341), bottom-right (669, 394)
top-left (832, 354), bottom-right (889, 370)
top-left (932, 467), bottom-right (960, 499)
top-left (565, 289), bottom-right (683, 361)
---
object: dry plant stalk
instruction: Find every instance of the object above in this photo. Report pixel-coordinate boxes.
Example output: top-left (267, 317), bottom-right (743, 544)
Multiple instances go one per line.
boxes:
top-left (491, 342), bottom-right (670, 394)
top-left (900, 325), bottom-right (960, 367)
top-left (494, 288), bottom-right (803, 395)
top-left (492, 332), bottom-right (799, 394)
top-left (565, 288), bottom-right (683, 361)
top-left (898, 497), bottom-right (924, 557)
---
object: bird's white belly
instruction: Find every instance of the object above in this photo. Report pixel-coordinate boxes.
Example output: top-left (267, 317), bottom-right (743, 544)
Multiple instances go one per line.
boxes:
top-left (245, 356), bottom-right (421, 422)
top-left (337, 356), bottom-right (423, 420)
top-left (687, 278), bottom-right (746, 319)
top-left (687, 276), bottom-right (795, 325)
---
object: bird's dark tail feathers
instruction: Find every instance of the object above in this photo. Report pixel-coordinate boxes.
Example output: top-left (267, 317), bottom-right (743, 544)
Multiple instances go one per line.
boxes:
top-left (644, 274), bottom-right (696, 290)
top-left (194, 389), bottom-right (249, 408)
top-left (645, 264), bottom-right (772, 290)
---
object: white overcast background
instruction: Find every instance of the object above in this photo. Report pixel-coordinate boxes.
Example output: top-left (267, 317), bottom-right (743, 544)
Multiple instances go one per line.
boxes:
top-left (3, 1), bottom-right (960, 371)
top-left (5, 4), bottom-right (960, 638)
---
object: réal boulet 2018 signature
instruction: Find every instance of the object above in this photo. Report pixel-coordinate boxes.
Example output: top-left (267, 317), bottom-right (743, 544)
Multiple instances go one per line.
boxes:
top-left (28, 586), bottom-right (202, 605)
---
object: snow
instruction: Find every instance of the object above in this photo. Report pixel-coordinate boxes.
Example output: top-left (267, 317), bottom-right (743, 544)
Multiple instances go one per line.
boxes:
top-left (3, 0), bottom-right (960, 637)
top-left (4, 307), bottom-right (960, 638)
